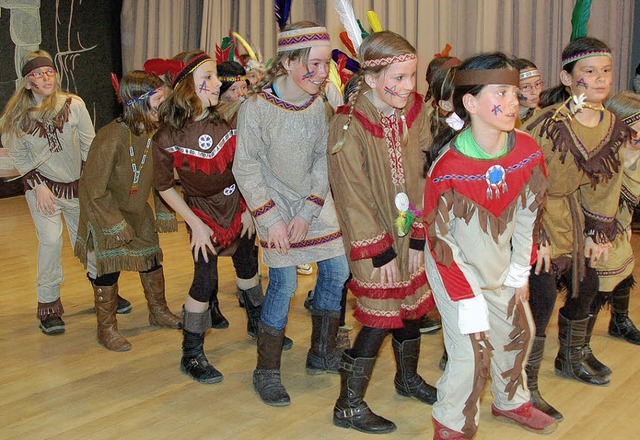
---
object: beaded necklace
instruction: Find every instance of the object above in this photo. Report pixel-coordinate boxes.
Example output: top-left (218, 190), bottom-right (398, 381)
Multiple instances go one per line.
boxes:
top-left (128, 129), bottom-right (151, 194)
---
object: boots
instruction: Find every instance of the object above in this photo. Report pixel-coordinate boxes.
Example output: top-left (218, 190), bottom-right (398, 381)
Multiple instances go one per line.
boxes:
top-left (37, 298), bottom-right (65, 335)
top-left (609, 286), bottom-right (640, 345)
top-left (333, 350), bottom-right (397, 434)
top-left (554, 314), bottom-right (609, 385)
top-left (87, 273), bottom-right (131, 314)
top-left (243, 286), bottom-right (294, 350)
top-left (93, 283), bottom-right (131, 352)
top-left (139, 267), bottom-right (181, 328)
top-left (253, 322), bottom-right (290, 406)
top-left (209, 291), bottom-right (229, 329)
top-left (583, 312), bottom-right (612, 376)
top-left (180, 308), bottom-right (223, 384)
top-left (525, 336), bottom-right (563, 421)
top-left (306, 309), bottom-right (342, 374)
top-left (392, 337), bottom-right (437, 404)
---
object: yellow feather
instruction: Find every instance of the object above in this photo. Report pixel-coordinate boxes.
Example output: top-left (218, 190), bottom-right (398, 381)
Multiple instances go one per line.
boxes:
top-left (232, 32), bottom-right (258, 62)
top-left (366, 10), bottom-right (383, 33)
top-left (328, 61), bottom-right (343, 96)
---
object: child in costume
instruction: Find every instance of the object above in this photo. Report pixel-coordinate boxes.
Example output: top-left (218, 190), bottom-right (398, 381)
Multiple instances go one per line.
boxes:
top-left (233, 22), bottom-right (349, 407)
top-left (514, 58), bottom-right (544, 126)
top-left (151, 50), bottom-right (260, 384)
top-left (424, 52), bottom-right (556, 439)
top-left (0, 50), bottom-right (117, 335)
top-left (524, 37), bottom-right (628, 421)
top-left (593, 92), bottom-right (640, 346)
top-left (327, 31), bottom-right (436, 434)
top-left (75, 70), bottom-right (181, 352)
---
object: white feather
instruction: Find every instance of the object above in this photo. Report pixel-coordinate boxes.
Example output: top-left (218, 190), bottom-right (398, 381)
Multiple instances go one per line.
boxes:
top-left (332, 0), bottom-right (363, 51)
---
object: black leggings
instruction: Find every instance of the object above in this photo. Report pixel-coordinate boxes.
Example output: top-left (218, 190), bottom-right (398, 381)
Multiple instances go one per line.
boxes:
top-left (351, 319), bottom-right (421, 358)
top-left (93, 264), bottom-right (161, 287)
top-left (529, 260), bottom-right (599, 337)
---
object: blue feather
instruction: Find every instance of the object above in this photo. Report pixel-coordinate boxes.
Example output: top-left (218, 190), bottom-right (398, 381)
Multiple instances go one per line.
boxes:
top-left (332, 49), bottom-right (360, 73)
top-left (275, 0), bottom-right (292, 31)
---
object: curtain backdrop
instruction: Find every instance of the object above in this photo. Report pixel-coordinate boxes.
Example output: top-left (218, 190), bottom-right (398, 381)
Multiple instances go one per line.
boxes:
top-left (121, 0), bottom-right (634, 95)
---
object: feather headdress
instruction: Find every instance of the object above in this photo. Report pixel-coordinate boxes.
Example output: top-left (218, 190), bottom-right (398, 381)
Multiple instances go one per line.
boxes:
top-left (366, 10), bottom-right (383, 33)
top-left (570, 0), bottom-right (592, 41)
top-left (275, 0), bottom-right (292, 31)
top-left (333, 0), bottom-right (363, 53)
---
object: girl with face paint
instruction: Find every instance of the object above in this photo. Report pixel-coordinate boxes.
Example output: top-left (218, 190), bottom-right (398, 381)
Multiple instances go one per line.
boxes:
top-left (232, 22), bottom-right (349, 407)
top-left (513, 58), bottom-right (544, 126)
top-left (327, 31), bottom-right (436, 434)
top-left (151, 50), bottom-right (262, 384)
top-left (75, 70), bottom-right (180, 352)
top-left (0, 50), bottom-right (105, 336)
top-left (423, 52), bottom-right (556, 438)
top-left (524, 37), bottom-right (629, 422)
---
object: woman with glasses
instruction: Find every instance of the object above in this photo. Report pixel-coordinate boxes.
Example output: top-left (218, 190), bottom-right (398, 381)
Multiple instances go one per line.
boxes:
top-left (513, 58), bottom-right (544, 126)
top-left (0, 50), bottom-right (96, 335)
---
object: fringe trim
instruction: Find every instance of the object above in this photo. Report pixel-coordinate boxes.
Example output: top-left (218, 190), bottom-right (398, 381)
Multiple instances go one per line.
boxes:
top-left (23, 170), bottom-right (79, 199)
top-left (191, 203), bottom-right (243, 249)
top-left (501, 297), bottom-right (531, 400)
top-left (37, 298), bottom-right (64, 319)
top-left (349, 231), bottom-right (394, 261)
top-left (462, 333), bottom-right (493, 438)
top-left (94, 250), bottom-right (162, 277)
top-left (352, 290), bottom-right (435, 329)
top-left (23, 97), bottom-right (71, 136)
top-left (103, 220), bottom-right (135, 249)
top-left (155, 212), bottom-right (178, 233)
top-left (171, 135), bottom-right (236, 175)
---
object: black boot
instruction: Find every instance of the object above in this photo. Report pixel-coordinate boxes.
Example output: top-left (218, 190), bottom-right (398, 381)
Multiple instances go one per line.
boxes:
top-left (180, 309), bottom-right (223, 384)
top-left (583, 312), bottom-right (612, 376)
top-left (253, 322), bottom-right (290, 406)
top-left (526, 336), bottom-right (563, 421)
top-left (392, 337), bottom-right (437, 404)
top-left (209, 293), bottom-right (229, 329)
top-left (243, 286), bottom-right (293, 350)
top-left (609, 285), bottom-right (640, 345)
top-left (333, 350), bottom-right (396, 434)
top-left (554, 314), bottom-right (609, 385)
top-left (306, 309), bottom-right (341, 375)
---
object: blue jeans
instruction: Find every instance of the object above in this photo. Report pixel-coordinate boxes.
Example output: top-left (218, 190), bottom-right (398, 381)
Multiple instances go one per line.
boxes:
top-left (261, 254), bottom-right (349, 330)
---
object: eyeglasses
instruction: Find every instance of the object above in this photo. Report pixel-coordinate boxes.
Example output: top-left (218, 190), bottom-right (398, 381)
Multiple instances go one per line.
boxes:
top-left (28, 68), bottom-right (56, 79)
top-left (520, 80), bottom-right (544, 94)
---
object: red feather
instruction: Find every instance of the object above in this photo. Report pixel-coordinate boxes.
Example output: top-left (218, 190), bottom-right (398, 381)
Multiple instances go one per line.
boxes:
top-left (337, 55), bottom-right (352, 85)
top-left (340, 32), bottom-right (357, 58)
top-left (434, 43), bottom-right (452, 58)
top-left (144, 58), bottom-right (183, 76)
top-left (110, 72), bottom-right (123, 103)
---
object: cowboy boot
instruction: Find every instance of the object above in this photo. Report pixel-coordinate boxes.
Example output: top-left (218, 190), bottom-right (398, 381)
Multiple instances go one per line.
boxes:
top-left (253, 322), bottom-right (290, 406)
top-left (333, 350), bottom-right (396, 434)
top-left (180, 308), bottom-right (223, 384)
top-left (139, 266), bottom-right (181, 328)
top-left (554, 313), bottom-right (609, 385)
top-left (609, 284), bottom-right (640, 345)
top-left (392, 337), bottom-right (437, 404)
top-left (526, 336), bottom-right (563, 421)
top-left (93, 283), bottom-right (131, 352)
top-left (306, 309), bottom-right (342, 374)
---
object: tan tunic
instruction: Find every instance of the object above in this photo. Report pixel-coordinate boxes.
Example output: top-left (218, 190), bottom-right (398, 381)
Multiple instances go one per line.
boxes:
top-left (327, 92), bottom-right (433, 328)
top-left (75, 121), bottom-right (176, 275)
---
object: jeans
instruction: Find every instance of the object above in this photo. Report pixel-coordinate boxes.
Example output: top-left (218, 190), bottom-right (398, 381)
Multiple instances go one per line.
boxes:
top-left (261, 254), bottom-right (349, 330)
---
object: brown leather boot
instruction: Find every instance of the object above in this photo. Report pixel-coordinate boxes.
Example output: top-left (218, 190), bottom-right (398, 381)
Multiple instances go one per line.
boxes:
top-left (94, 284), bottom-right (131, 352)
top-left (253, 322), bottom-right (290, 406)
top-left (306, 309), bottom-right (341, 375)
top-left (526, 336), bottom-right (563, 421)
top-left (139, 266), bottom-right (181, 328)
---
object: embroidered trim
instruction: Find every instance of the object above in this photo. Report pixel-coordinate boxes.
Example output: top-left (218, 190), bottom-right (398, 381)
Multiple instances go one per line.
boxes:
top-left (350, 230), bottom-right (394, 261)
top-left (349, 269), bottom-right (428, 299)
top-left (306, 194), bottom-right (325, 208)
top-left (596, 255), bottom-right (634, 277)
top-left (156, 211), bottom-right (175, 221)
top-left (361, 53), bottom-right (417, 69)
top-left (621, 185), bottom-right (640, 207)
top-left (102, 219), bottom-right (128, 236)
top-left (166, 129), bottom-right (235, 161)
top-left (562, 50), bottom-right (611, 67)
top-left (251, 199), bottom-right (276, 218)
top-left (259, 231), bottom-right (342, 249)
top-left (381, 113), bottom-right (405, 186)
top-left (276, 27), bottom-right (331, 52)
top-left (432, 151), bottom-right (542, 184)
top-left (622, 111), bottom-right (640, 126)
top-left (219, 75), bottom-right (246, 82)
top-left (259, 88), bottom-right (318, 111)
top-left (582, 205), bottom-right (615, 223)
top-left (519, 68), bottom-right (540, 80)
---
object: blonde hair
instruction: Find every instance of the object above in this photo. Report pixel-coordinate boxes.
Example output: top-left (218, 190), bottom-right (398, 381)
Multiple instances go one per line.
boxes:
top-left (605, 91), bottom-right (640, 121)
top-left (331, 31), bottom-right (416, 153)
top-left (0, 50), bottom-right (68, 140)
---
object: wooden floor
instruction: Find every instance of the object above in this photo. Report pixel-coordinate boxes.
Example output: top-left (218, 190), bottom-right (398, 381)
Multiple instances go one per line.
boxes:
top-left (1, 194), bottom-right (640, 440)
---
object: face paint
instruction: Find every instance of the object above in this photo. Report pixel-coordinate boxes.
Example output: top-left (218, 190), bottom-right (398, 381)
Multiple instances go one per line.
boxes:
top-left (384, 85), bottom-right (402, 97)
top-left (492, 104), bottom-right (503, 116)
top-left (302, 70), bottom-right (315, 80)
top-left (576, 78), bottom-right (589, 89)
top-left (29, 82), bottom-right (40, 89)
top-left (518, 94), bottom-right (528, 102)
top-left (199, 81), bottom-right (211, 94)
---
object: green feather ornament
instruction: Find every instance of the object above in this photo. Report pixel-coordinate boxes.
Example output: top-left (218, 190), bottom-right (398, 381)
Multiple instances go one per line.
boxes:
top-left (570, 0), bottom-right (592, 41)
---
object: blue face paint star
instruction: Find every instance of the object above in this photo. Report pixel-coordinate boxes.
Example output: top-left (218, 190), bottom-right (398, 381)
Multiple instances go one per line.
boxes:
top-left (302, 71), bottom-right (314, 80)
top-left (576, 78), bottom-right (588, 89)
top-left (492, 104), bottom-right (503, 116)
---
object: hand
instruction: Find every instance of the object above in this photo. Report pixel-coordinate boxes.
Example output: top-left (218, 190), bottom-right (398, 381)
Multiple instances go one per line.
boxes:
top-left (190, 218), bottom-right (216, 262)
top-left (534, 243), bottom-right (551, 275)
top-left (407, 248), bottom-right (424, 273)
top-left (472, 330), bottom-right (490, 341)
top-left (267, 220), bottom-right (290, 254)
top-left (34, 184), bottom-right (56, 215)
top-left (584, 236), bottom-right (603, 267)
top-left (515, 283), bottom-right (530, 304)
top-left (240, 210), bottom-right (255, 238)
top-left (287, 216), bottom-right (309, 244)
top-left (371, 258), bottom-right (398, 286)
top-left (600, 241), bottom-right (611, 264)
top-left (626, 226), bottom-right (632, 243)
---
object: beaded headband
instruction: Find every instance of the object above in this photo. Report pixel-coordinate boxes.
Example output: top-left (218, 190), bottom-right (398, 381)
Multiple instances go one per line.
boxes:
top-left (361, 53), bottom-right (417, 69)
top-left (21, 57), bottom-right (55, 77)
top-left (454, 69), bottom-right (519, 87)
top-left (124, 89), bottom-right (159, 107)
top-left (171, 52), bottom-right (213, 88)
top-left (562, 50), bottom-right (611, 67)
top-left (219, 75), bottom-right (247, 82)
top-left (277, 26), bottom-right (331, 53)
top-left (622, 111), bottom-right (640, 126)
top-left (519, 68), bottom-right (540, 80)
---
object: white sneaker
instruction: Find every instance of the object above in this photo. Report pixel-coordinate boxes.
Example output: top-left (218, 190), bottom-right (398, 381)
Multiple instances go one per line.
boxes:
top-left (296, 264), bottom-right (313, 275)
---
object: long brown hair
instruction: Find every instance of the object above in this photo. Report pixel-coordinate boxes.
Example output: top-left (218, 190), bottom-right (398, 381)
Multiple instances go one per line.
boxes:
top-left (117, 70), bottom-right (165, 136)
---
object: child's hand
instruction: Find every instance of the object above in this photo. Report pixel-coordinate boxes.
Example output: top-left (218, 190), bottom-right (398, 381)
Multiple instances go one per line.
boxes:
top-left (267, 220), bottom-right (290, 254)
top-left (240, 210), bottom-right (255, 237)
top-left (371, 258), bottom-right (398, 286)
top-left (190, 218), bottom-right (216, 262)
top-left (287, 216), bottom-right (309, 244)
top-left (35, 184), bottom-right (56, 215)
top-left (534, 243), bottom-right (551, 274)
top-left (407, 249), bottom-right (424, 273)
